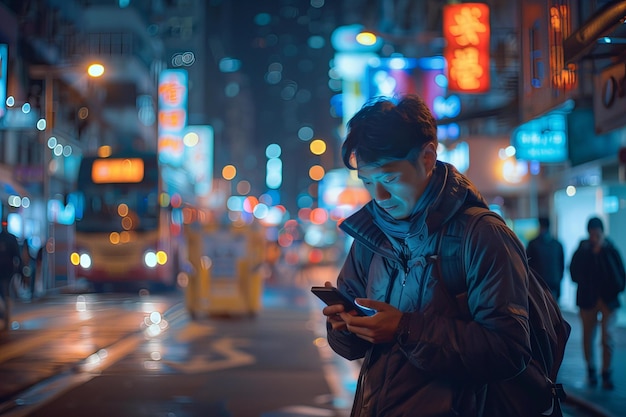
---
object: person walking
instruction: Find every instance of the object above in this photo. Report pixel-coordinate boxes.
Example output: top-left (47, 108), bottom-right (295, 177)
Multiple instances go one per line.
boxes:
top-left (319, 95), bottom-right (544, 417)
top-left (0, 220), bottom-right (21, 332)
top-left (526, 216), bottom-right (565, 301)
top-left (570, 216), bottom-right (626, 390)
top-left (18, 240), bottom-right (38, 300)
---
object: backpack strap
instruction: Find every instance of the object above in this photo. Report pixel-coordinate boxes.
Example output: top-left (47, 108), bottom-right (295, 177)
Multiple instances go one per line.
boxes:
top-left (434, 206), bottom-right (571, 415)
top-left (435, 206), bottom-right (496, 297)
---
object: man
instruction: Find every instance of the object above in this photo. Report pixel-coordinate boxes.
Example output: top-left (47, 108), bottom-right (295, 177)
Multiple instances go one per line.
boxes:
top-left (526, 217), bottom-right (565, 301)
top-left (321, 95), bottom-right (534, 417)
top-left (570, 216), bottom-right (625, 390)
top-left (0, 220), bottom-right (20, 332)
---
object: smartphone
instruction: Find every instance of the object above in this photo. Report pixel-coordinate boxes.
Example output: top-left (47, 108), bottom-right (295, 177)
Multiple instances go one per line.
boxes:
top-left (310, 286), bottom-right (376, 316)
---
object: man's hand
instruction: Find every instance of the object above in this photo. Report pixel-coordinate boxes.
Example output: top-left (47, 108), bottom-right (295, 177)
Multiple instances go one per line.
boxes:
top-left (342, 299), bottom-right (403, 343)
top-left (320, 282), bottom-right (404, 343)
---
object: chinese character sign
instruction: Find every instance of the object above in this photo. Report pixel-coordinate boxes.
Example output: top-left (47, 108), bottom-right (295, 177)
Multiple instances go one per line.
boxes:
top-left (443, 3), bottom-right (490, 93)
top-left (158, 69), bottom-right (188, 166)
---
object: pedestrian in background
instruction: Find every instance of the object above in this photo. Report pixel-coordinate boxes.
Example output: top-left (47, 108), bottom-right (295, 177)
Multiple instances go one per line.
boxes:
top-left (0, 220), bottom-right (21, 332)
top-left (18, 240), bottom-right (39, 301)
top-left (526, 216), bottom-right (565, 301)
top-left (570, 216), bottom-right (626, 390)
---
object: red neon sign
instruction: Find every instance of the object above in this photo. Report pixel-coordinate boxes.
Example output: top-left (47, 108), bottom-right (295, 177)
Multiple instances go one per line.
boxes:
top-left (443, 3), bottom-right (490, 93)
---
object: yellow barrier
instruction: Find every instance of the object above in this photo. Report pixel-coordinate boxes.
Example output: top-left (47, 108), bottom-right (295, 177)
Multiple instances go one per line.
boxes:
top-left (184, 223), bottom-right (264, 318)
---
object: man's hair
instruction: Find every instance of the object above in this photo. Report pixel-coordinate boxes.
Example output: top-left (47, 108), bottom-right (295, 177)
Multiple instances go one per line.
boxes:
top-left (341, 94), bottom-right (438, 170)
top-left (587, 216), bottom-right (604, 232)
top-left (538, 217), bottom-right (550, 230)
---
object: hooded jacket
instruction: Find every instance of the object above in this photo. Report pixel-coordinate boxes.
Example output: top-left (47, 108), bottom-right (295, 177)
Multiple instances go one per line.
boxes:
top-left (570, 238), bottom-right (626, 310)
top-left (328, 162), bottom-right (532, 417)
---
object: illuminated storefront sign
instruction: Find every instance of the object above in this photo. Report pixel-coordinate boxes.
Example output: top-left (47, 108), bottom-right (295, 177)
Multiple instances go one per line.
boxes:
top-left (366, 57), bottom-right (456, 117)
top-left (511, 108), bottom-right (569, 163)
top-left (332, 24), bottom-right (384, 127)
top-left (548, 5), bottom-right (576, 92)
top-left (365, 56), bottom-right (461, 142)
top-left (366, 57), bottom-right (419, 99)
top-left (158, 69), bottom-right (188, 166)
top-left (184, 125), bottom-right (214, 197)
top-left (438, 141), bottom-right (469, 173)
top-left (0, 108), bottom-right (38, 129)
top-left (334, 52), bottom-right (378, 127)
top-left (521, 1), bottom-right (577, 121)
top-left (433, 95), bottom-right (461, 120)
top-left (443, 3), bottom-right (490, 93)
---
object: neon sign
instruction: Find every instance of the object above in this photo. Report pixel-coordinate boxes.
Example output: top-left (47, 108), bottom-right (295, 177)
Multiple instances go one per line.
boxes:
top-left (158, 69), bottom-right (188, 166)
top-left (0, 44), bottom-right (7, 120)
top-left (512, 111), bottom-right (568, 163)
top-left (443, 3), bottom-right (490, 93)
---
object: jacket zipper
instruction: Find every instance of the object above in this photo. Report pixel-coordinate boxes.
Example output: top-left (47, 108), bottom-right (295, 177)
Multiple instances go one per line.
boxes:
top-left (397, 241), bottom-right (411, 302)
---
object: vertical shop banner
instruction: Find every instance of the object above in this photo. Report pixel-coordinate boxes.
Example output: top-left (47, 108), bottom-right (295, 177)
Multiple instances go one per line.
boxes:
top-left (0, 44), bottom-right (7, 120)
top-left (184, 125), bottom-right (214, 197)
top-left (158, 69), bottom-right (188, 166)
top-left (443, 3), bottom-right (490, 93)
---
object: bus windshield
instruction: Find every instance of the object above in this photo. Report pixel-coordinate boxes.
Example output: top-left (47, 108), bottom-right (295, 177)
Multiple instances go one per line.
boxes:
top-left (76, 185), bottom-right (159, 233)
top-left (75, 153), bottom-right (161, 234)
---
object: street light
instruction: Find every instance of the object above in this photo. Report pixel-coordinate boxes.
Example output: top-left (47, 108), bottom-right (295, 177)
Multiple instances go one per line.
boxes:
top-left (29, 62), bottom-right (106, 292)
top-left (87, 63), bottom-right (105, 78)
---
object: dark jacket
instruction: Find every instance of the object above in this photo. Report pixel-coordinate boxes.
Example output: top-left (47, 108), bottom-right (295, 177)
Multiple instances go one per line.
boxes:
top-left (0, 230), bottom-right (20, 280)
top-left (570, 238), bottom-right (626, 310)
top-left (526, 232), bottom-right (565, 300)
top-left (329, 162), bottom-right (532, 417)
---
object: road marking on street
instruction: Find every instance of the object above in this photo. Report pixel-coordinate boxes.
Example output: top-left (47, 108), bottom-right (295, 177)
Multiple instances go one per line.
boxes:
top-left (165, 336), bottom-right (255, 373)
top-left (78, 333), bottom-right (145, 373)
top-left (0, 309), bottom-right (136, 364)
top-left (174, 321), bottom-right (215, 342)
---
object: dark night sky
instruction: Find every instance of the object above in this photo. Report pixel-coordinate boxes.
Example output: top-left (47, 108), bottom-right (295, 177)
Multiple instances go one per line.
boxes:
top-left (204, 0), bottom-right (345, 210)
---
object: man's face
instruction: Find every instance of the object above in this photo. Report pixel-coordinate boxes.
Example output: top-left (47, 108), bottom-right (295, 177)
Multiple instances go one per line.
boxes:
top-left (358, 147), bottom-right (434, 220)
top-left (588, 227), bottom-right (605, 250)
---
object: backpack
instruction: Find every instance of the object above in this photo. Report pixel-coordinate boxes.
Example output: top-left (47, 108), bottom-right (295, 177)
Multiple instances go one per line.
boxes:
top-left (435, 206), bottom-right (572, 416)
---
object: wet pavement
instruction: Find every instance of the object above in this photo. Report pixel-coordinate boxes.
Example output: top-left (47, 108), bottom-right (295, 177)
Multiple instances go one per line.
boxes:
top-left (2, 272), bottom-right (625, 417)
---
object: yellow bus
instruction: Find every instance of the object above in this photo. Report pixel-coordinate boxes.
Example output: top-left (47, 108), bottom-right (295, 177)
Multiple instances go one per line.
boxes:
top-left (70, 151), bottom-right (184, 291)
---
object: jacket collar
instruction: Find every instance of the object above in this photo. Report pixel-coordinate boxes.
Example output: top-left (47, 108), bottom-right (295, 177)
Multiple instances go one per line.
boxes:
top-left (339, 161), bottom-right (488, 254)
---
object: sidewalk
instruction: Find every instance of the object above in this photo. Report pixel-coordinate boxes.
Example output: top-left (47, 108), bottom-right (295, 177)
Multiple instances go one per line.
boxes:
top-left (558, 310), bottom-right (626, 417)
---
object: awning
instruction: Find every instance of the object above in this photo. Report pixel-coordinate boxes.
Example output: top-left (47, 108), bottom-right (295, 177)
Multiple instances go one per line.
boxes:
top-left (563, 1), bottom-right (626, 65)
top-left (1, 182), bottom-right (23, 196)
top-left (0, 165), bottom-right (29, 204)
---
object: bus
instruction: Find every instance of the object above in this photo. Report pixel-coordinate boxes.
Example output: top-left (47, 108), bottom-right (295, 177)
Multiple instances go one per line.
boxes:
top-left (70, 151), bottom-right (185, 291)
